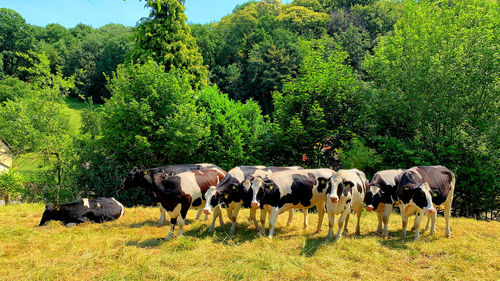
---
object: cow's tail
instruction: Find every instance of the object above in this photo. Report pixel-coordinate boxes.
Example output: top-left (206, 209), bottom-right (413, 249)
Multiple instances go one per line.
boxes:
top-left (450, 172), bottom-right (456, 193)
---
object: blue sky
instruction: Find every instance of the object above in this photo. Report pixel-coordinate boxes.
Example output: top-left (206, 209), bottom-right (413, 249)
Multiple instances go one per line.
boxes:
top-left (0, 0), bottom-right (292, 28)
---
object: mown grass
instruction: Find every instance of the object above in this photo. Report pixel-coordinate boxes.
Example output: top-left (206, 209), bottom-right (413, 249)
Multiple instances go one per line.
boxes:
top-left (0, 204), bottom-right (498, 281)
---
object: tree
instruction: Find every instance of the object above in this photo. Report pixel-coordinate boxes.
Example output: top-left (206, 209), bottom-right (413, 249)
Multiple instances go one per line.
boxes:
top-left (195, 86), bottom-right (269, 170)
top-left (129, 0), bottom-right (208, 87)
top-left (363, 0), bottom-right (499, 217)
top-left (272, 37), bottom-right (362, 167)
top-left (101, 61), bottom-right (209, 166)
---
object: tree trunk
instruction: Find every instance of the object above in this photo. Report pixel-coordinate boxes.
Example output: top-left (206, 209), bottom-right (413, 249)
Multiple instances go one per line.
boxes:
top-left (4, 194), bottom-right (10, 205)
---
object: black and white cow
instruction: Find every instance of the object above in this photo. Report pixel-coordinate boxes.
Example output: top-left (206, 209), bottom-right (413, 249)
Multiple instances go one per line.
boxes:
top-left (149, 168), bottom-right (226, 240)
top-left (244, 168), bottom-right (309, 233)
top-left (120, 163), bottom-right (219, 224)
top-left (326, 169), bottom-right (368, 240)
top-left (202, 166), bottom-right (303, 233)
top-left (39, 197), bottom-right (125, 227)
top-left (251, 168), bottom-right (336, 238)
top-left (365, 169), bottom-right (405, 237)
top-left (397, 165), bottom-right (455, 240)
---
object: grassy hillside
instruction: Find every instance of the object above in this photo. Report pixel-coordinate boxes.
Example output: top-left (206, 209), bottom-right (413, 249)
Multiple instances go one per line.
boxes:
top-left (0, 204), bottom-right (498, 280)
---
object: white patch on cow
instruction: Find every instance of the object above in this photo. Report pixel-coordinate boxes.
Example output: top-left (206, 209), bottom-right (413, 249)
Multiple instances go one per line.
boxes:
top-left (179, 172), bottom-right (204, 207)
top-left (418, 182), bottom-right (436, 213)
top-left (83, 198), bottom-right (90, 208)
top-left (65, 223), bottom-right (77, 227)
top-left (168, 203), bottom-right (182, 220)
top-left (203, 186), bottom-right (217, 214)
top-left (111, 197), bottom-right (125, 219)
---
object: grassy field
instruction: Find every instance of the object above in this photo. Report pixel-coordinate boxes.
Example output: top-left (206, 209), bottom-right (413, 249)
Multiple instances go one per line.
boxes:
top-left (0, 204), bottom-right (498, 281)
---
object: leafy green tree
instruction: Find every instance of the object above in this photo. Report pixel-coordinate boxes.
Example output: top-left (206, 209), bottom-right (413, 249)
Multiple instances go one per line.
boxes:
top-left (195, 86), bottom-right (269, 169)
top-left (272, 37), bottom-right (362, 167)
top-left (129, 0), bottom-right (208, 87)
top-left (101, 61), bottom-right (209, 166)
top-left (0, 76), bottom-right (32, 103)
top-left (363, 0), bottom-right (499, 216)
top-left (0, 8), bottom-right (38, 76)
top-left (0, 169), bottom-right (23, 205)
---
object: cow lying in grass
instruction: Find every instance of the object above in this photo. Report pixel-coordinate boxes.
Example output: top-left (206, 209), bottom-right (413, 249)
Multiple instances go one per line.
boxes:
top-left (39, 197), bottom-right (125, 227)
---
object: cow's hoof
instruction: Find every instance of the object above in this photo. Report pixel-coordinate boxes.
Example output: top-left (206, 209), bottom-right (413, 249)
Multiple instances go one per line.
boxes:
top-left (382, 235), bottom-right (388, 239)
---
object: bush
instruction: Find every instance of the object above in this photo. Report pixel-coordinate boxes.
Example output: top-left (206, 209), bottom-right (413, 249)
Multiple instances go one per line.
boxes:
top-left (0, 169), bottom-right (23, 204)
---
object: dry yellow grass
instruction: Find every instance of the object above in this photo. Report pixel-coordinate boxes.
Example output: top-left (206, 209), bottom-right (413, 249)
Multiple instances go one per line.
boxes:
top-left (0, 204), bottom-right (499, 281)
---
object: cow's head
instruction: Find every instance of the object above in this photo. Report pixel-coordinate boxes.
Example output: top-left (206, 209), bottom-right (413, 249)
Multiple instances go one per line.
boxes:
top-left (365, 184), bottom-right (383, 212)
top-left (329, 178), bottom-right (354, 204)
top-left (249, 177), bottom-right (265, 208)
top-left (255, 178), bottom-right (278, 207)
top-left (120, 167), bottom-right (143, 189)
top-left (203, 186), bottom-right (220, 215)
top-left (216, 175), bottom-right (242, 205)
top-left (39, 204), bottom-right (59, 226)
top-left (398, 182), bottom-right (436, 214)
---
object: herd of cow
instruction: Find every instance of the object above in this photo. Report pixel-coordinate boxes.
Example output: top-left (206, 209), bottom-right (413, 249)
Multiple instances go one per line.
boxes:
top-left (39, 164), bottom-right (456, 241)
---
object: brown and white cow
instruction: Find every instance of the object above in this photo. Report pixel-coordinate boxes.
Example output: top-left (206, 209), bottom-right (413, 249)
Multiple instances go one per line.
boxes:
top-left (326, 169), bottom-right (368, 240)
top-left (202, 166), bottom-right (303, 233)
top-left (120, 163), bottom-right (220, 224)
top-left (397, 165), bottom-right (455, 240)
top-left (365, 169), bottom-right (405, 238)
top-left (149, 168), bottom-right (226, 240)
top-left (251, 168), bottom-right (336, 238)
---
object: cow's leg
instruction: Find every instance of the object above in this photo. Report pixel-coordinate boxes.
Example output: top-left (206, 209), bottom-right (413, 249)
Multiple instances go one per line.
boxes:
top-left (315, 202), bottom-right (325, 233)
top-left (195, 208), bottom-right (203, 220)
top-left (376, 211), bottom-right (383, 234)
top-left (429, 211), bottom-right (437, 236)
top-left (413, 211), bottom-right (425, 240)
top-left (336, 207), bottom-right (350, 240)
top-left (259, 208), bottom-right (267, 235)
top-left (166, 204), bottom-right (182, 240)
top-left (423, 214), bottom-right (430, 233)
top-left (166, 219), bottom-right (177, 240)
top-left (158, 206), bottom-right (166, 224)
top-left (177, 203), bottom-right (190, 237)
top-left (326, 207), bottom-right (335, 240)
top-left (382, 204), bottom-right (392, 238)
top-left (400, 204), bottom-right (408, 239)
top-left (229, 204), bottom-right (241, 234)
top-left (355, 205), bottom-right (362, 235)
top-left (268, 206), bottom-right (280, 238)
top-left (444, 187), bottom-right (454, 238)
top-left (286, 209), bottom-right (294, 227)
top-left (303, 209), bottom-right (308, 229)
top-left (342, 212), bottom-right (350, 235)
top-left (250, 208), bottom-right (259, 230)
top-left (208, 205), bottom-right (222, 232)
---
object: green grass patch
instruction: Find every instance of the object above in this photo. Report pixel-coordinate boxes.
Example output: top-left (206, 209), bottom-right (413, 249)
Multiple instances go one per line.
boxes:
top-left (0, 205), bottom-right (498, 280)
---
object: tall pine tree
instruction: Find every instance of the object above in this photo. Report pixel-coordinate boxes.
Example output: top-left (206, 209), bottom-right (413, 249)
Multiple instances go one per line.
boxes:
top-left (130, 0), bottom-right (208, 87)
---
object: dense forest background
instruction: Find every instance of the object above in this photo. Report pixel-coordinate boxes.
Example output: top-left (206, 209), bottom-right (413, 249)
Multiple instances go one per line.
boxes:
top-left (0, 0), bottom-right (498, 218)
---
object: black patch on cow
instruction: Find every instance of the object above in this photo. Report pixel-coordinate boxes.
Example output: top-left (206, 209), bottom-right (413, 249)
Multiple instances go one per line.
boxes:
top-left (398, 166), bottom-right (454, 207)
top-left (192, 198), bottom-right (202, 207)
top-left (338, 180), bottom-right (354, 198)
top-left (317, 177), bottom-right (329, 193)
top-left (356, 183), bottom-right (363, 193)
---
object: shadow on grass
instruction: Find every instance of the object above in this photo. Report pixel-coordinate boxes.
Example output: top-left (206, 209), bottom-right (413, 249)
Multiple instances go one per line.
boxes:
top-left (376, 230), bottom-right (410, 250)
top-left (184, 221), bottom-right (262, 245)
top-left (301, 236), bottom-right (327, 257)
top-left (126, 220), bottom-right (164, 228)
top-left (126, 238), bottom-right (163, 248)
